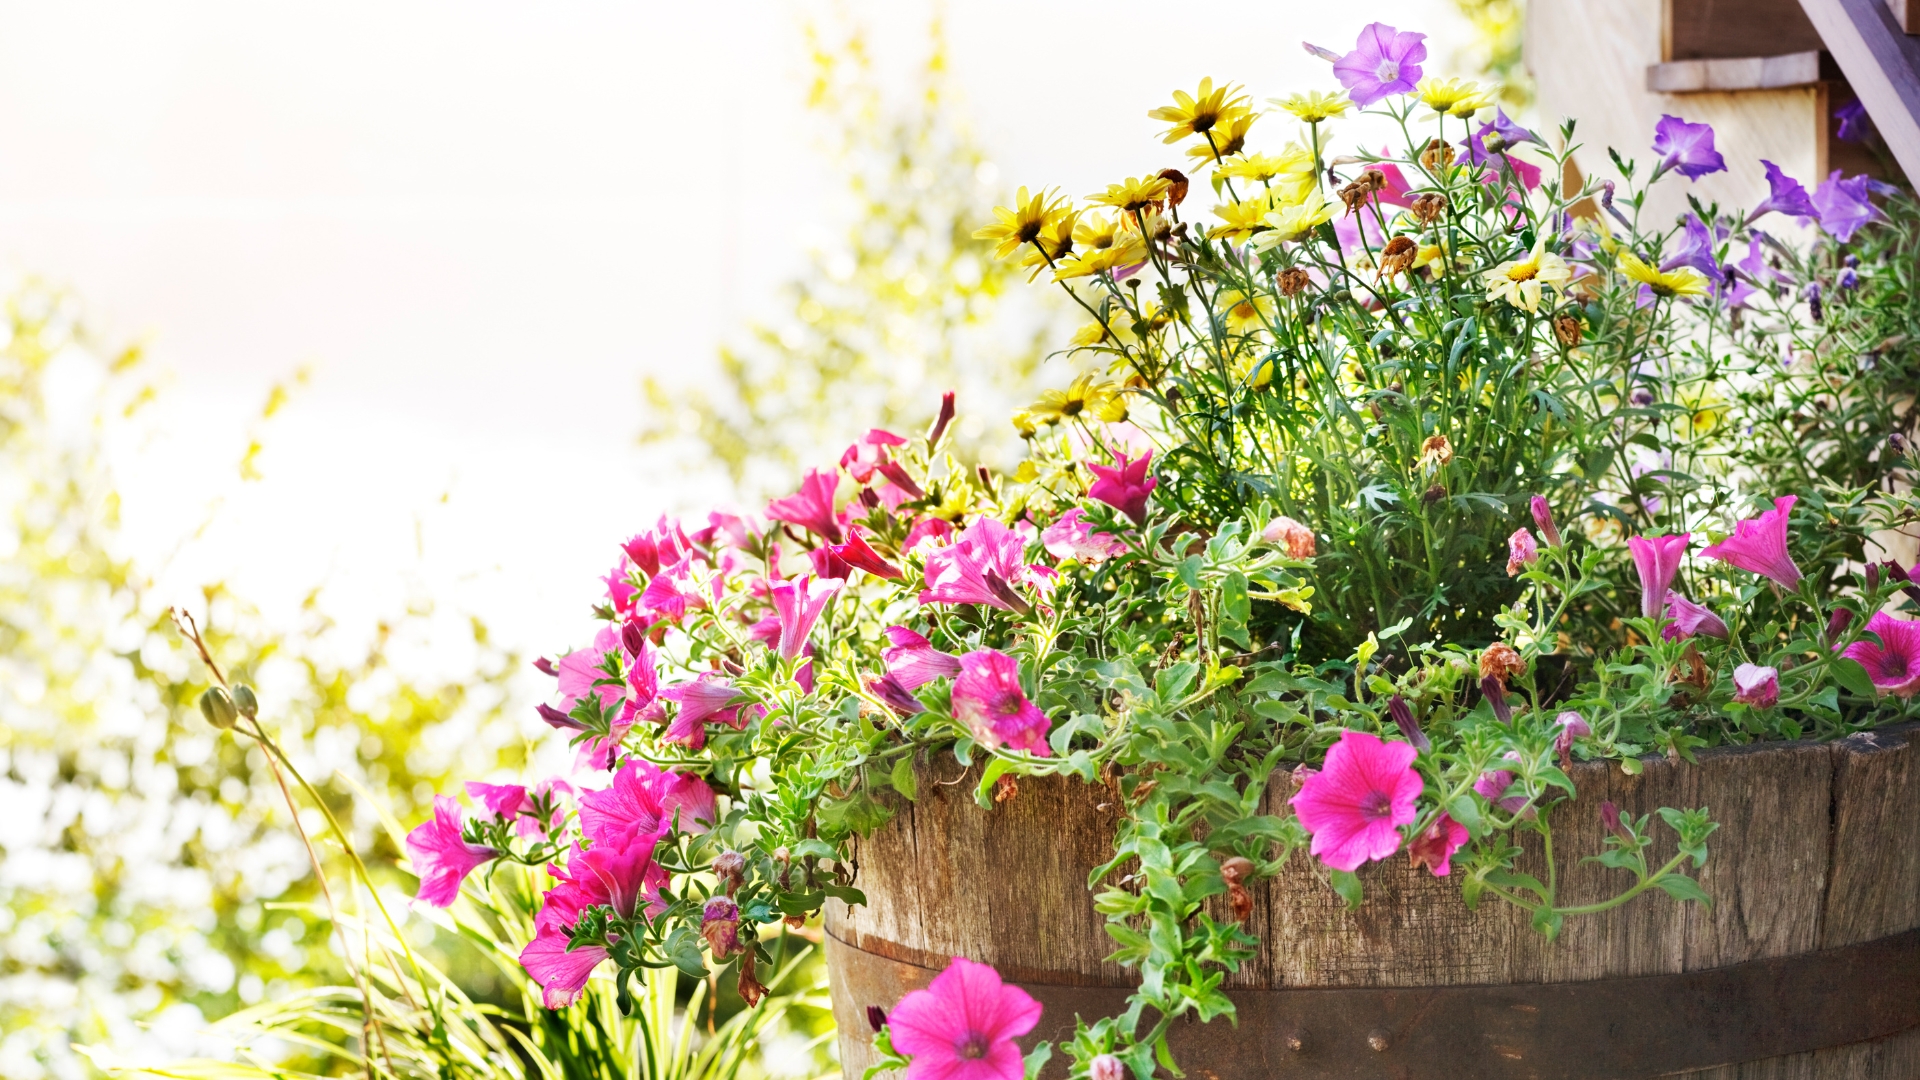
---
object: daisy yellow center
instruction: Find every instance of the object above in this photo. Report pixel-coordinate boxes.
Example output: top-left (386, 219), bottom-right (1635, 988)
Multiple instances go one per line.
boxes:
top-left (1232, 301), bottom-right (1257, 320)
top-left (959, 1034), bottom-right (991, 1060)
top-left (1505, 260), bottom-right (1540, 282)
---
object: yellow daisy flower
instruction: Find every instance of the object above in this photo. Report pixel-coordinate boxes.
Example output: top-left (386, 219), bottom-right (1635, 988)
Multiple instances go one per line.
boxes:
top-left (1249, 190), bottom-right (1336, 251)
top-left (1027, 373), bottom-right (1119, 425)
top-left (1052, 213), bottom-right (1148, 280)
top-left (1269, 90), bottom-right (1352, 123)
top-left (1217, 289), bottom-right (1275, 335)
top-left (1017, 207), bottom-right (1080, 279)
top-left (1087, 175), bottom-right (1174, 214)
top-left (1184, 110), bottom-right (1259, 166)
top-left (1483, 236), bottom-right (1572, 312)
top-left (1214, 146), bottom-right (1314, 186)
top-left (973, 187), bottom-right (1068, 261)
top-left (1148, 78), bottom-right (1251, 144)
top-left (1210, 195), bottom-right (1274, 241)
top-left (1617, 252), bottom-right (1711, 298)
top-left (1414, 77), bottom-right (1496, 118)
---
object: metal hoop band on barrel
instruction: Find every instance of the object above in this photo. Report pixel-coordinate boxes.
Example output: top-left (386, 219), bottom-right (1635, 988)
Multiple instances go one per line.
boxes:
top-left (827, 925), bottom-right (1920, 1079)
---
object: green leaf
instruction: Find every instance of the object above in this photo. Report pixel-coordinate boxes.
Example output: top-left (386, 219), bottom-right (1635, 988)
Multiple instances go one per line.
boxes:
top-left (1221, 571), bottom-right (1251, 650)
top-left (1155, 662), bottom-right (1199, 704)
top-left (1329, 869), bottom-right (1364, 910)
top-left (1022, 1042), bottom-right (1053, 1080)
top-left (890, 755), bottom-right (918, 802)
top-left (1832, 657), bottom-right (1878, 698)
top-left (1653, 874), bottom-right (1713, 908)
top-left (975, 758), bottom-right (1013, 809)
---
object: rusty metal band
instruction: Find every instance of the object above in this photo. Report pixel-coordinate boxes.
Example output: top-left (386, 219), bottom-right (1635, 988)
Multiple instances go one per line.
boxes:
top-left (828, 926), bottom-right (1920, 1079)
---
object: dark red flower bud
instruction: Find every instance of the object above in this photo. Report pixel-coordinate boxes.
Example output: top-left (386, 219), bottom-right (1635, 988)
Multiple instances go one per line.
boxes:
top-left (982, 569), bottom-right (1033, 615)
top-left (868, 673), bottom-right (926, 716)
top-left (866, 1005), bottom-right (888, 1033)
top-left (1827, 607), bottom-right (1856, 641)
top-left (533, 656), bottom-right (558, 677)
top-left (809, 545), bottom-right (854, 580)
top-left (1479, 676), bottom-right (1513, 725)
top-left (536, 703), bottom-right (585, 732)
top-left (1601, 800), bottom-right (1632, 842)
top-left (1867, 563), bottom-right (1881, 591)
top-left (876, 460), bottom-right (925, 499)
top-left (620, 621), bottom-right (647, 658)
top-left (927, 391), bottom-right (957, 449)
top-left (859, 487), bottom-right (882, 509)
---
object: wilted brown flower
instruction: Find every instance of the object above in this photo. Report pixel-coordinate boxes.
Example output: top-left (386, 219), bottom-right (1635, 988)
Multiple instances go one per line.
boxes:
top-left (1410, 193), bottom-right (1448, 224)
top-left (1261, 515), bottom-right (1317, 558)
top-left (1157, 168), bottom-right (1190, 207)
top-left (1422, 483), bottom-right (1448, 505)
top-left (1420, 138), bottom-right (1455, 172)
top-left (1338, 179), bottom-right (1370, 216)
top-left (1277, 266), bottom-right (1312, 297)
top-left (1553, 313), bottom-right (1584, 347)
top-left (1420, 433), bottom-right (1455, 467)
top-left (994, 773), bottom-right (1020, 803)
top-left (1379, 236), bottom-right (1418, 279)
top-left (1479, 641), bottom-right (1526, 683)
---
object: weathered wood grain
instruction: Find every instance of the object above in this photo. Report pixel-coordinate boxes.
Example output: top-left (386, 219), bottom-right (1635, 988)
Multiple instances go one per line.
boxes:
top-left (827, 723), bottom-right (1920, 1078)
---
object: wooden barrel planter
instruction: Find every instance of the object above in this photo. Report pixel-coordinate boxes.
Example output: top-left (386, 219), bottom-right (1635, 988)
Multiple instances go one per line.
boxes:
top-left (826, 722), bottom-right (1920, 1079)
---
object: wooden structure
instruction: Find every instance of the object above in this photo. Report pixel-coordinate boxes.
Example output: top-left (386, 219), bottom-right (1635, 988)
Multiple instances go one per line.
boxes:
top-left (827, 723), bottom-right (1920, 1078)
top-left (1526, 0), bottom-right (1918, 221)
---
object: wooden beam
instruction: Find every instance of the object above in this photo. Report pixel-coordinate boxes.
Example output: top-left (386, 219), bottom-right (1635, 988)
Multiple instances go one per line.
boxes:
top-left (1799, 0), bottom-right (1920, 182)
top-left (1647, 51), bottom-right (1825, 91)
top-left (1889, 0), bottom-right (1917, 35)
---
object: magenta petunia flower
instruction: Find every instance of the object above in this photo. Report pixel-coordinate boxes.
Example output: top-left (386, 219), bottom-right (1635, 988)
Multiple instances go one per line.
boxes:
top-left (1750, 160), bottom-right (1816, 223)
top-left (1841, 612), bottom-right (1920, 697)
top-left (1733, 663), bottom-right (1781, 707)
top-left (580, 759), bottom-right (716, 845)
top-left (1406, 812), bottom-right (1468, 877)
top-left (883, 625), bottom-right (963, 690)
top-left (770, 573), bottom-right (842, 661)
top-left (951, 649), bottom-right (1051, 755)
top-left (767, 468), bottom-right (846, 544)
top-left (1701, 495), bottom-right (1802, 589)
top-left (920, 518), bottom-right (1040, 611)
top-left (518, 924), bottom-right (606, 1009)
top-left (1664, 594), bottom-right (1729, 640)
top-left (1554, 711), bottom-right (1592, 756)
top-left (868, 672), bottom-right (927, 716)
top-left (621, 516), bottom-right (693, 577)
top-left (1650, 115), bottom-right (1726, 180)
top-left (840, 428), bottom-right (909, 484)
top-left (1627, 533), bottom-right (1690, 618)
top-left (1041, 508), bottom-right (1127, 564)
top-left (834, 529), bottom-right (905, 580)
top-left (1086, 450), bottom-right (1157, 525)
top-left (1530, 496), bottom-right (1562, 548)
top-left (405, 795), bottom-right (500, 907)
top-left (465, 781), bottom-right (527, 823)
top-left (887, 956), bottom-right (1042, 1080)
top-left (1506, 528), bottom-right (1538, 576)
top-left (1330, 23), bottom-right (1427, 106)
top-left (660, 674), bottom-right (752, 748)
top-left (1289, 730), bottom-right (1423, 872)
top-left (1812, 171), bottom-right (1884, 243)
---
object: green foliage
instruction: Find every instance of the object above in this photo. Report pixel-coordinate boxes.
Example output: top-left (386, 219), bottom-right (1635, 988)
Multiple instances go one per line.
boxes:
top-left (639, 13), bottom-right (1062, 496)
top-left (0, 281), bottom-right (525, 1079)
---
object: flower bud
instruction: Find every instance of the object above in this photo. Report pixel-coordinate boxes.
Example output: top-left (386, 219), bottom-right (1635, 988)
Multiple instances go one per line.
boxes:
top-left (1091, 1055), bottom-right (1126, 1080)
top-left (1600, 800), bottom-right (1632, 841)
top-left (230, 683), bottom-right (259, 719)
top-left (1867, 563), bottom-right (1882, 592)
top-left (1806, 281), bottom-right (1823, 323)
top-left (1506, 528), bottom-right (1539, 576)
top-left (198, 686), bottom-right (239, 731)
top-left (1554, 710), bottom-right (1591, 762)
top-left (866, 1005), bottom-right (888, 1033)
top-left (1261, 515), bottom-right (1317, 559)
top-left (621, 621), bottom-right (647, 658)
top-left (1479, 676), bottom-right (1513, 725)
top-left (701, 896), bottom-right (742, 958)
top-left (1733, 663), bottom-right (1779, 709)
top-left (1387, 694), bottom-right (1430, 752)
top-left (533, 656), bottom-right (558, 677)
top-left (536, 703), bottom-right (586, 732)
top-left (927, 391), bottom-right (957, 448)
top-left (1218, 855), bottom-right (1255, 885)
top-left (713, 850), bottom-right (748, 894)
top-left (1529, 496), bottom-right (1563, 548)
top-left (1826, 607), bottom-right (1855, 642)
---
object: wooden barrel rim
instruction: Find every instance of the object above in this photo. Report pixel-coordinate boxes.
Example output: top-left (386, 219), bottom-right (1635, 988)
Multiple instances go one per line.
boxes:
top-left (828, 927), bottom-right (1920, 1079)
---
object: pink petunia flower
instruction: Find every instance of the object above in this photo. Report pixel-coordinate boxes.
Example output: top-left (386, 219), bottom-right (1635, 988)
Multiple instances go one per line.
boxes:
top-left (1627, 533), bottom-right (1690, 619)
top-left (1664, 594), bottom-right (1730, 640)
top-left (834, 529), bottom-right (905, 580)
top-left (770, 574), bottom-right (842, 661)
top-left (767, 468), bottom-right (846, 544)
top-left (1841, 612), bottom-right (1920, 696)
top-left (883, 626), bottom-right (963, 690)
top-left (1330, 23), bottom-right (1426, 107)
top-left (518, 924), bottom-right (606, 1009)
top-left (580, 759), bottom-right (717, 844)
top-left (1506, 528), bottom-right (1538, 576)
top-left (557, 627), bottom-right (625, 713)
top-left (465, 781), bottom-right (527, 823)
top-left (1733, 663), bottom-right (1781, 707)
top-left (622, 517), bottom-right (693, 577)
top-left (1554, 711), bottom-right (1592, 756)
top-left (1701, 495), bottom-right (1802, 589)
top-left (951, 649), bottom-right (1051, 755)
top-left (1473, 767), bottom-right (1530, 814)
top-left (1530, 496), bottom-right (1562, 548)
top-left (405, 795), bottom-right (500, 907)
top-left (1289, 730), bottom-right (1423, 872)
top-left (1406, 813), bottom-right (1468, 877)
top-left (1041, 508), bottom-right (1127, 564)
top-left (903, 516), bottom-right (954, 556)
top-left (886, 956), bottom-right (1042, 1080)
top-left (661, 675), bottom-right (753, 748)
top-left (840, 428), bottom-right (909, 484)
top-left (920, 518), bottom-right (1040, 611)
top-left (1086, 450), bottom-right (1157, 526)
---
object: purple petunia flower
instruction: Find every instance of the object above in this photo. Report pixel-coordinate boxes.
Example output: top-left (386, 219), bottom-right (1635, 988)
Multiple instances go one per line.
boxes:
top-left (1834, 99), bottom-right (1873, 143)
top-left (1651, 115), bottom-right (1727, 180)
top-left (1661, 215), bottom-right (1721, 279)
top-left (1812, 171), bottom-right (1885, 243)
top-left (1481, 108), bottom-right (1538, 148)
top-left (1749, 160), bottom-right (1817, 224)
top-left (1331, 23), bottom-right (1427, 107)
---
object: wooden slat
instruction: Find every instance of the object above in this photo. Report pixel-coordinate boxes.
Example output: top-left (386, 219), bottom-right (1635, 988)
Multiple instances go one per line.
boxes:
top-left (1670, 0), bottom-right (1826, 58)
top-left (1799, 0), bottom-right (1920, 182)
top-left (1891, 0), bottom-right (1917, 35)
top-left (1648, 52), bottom-right (1825, 92)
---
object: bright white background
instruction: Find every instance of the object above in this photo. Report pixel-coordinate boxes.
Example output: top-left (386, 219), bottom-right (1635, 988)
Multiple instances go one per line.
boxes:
top-left (0, 0), bottom-right (1472, 671)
